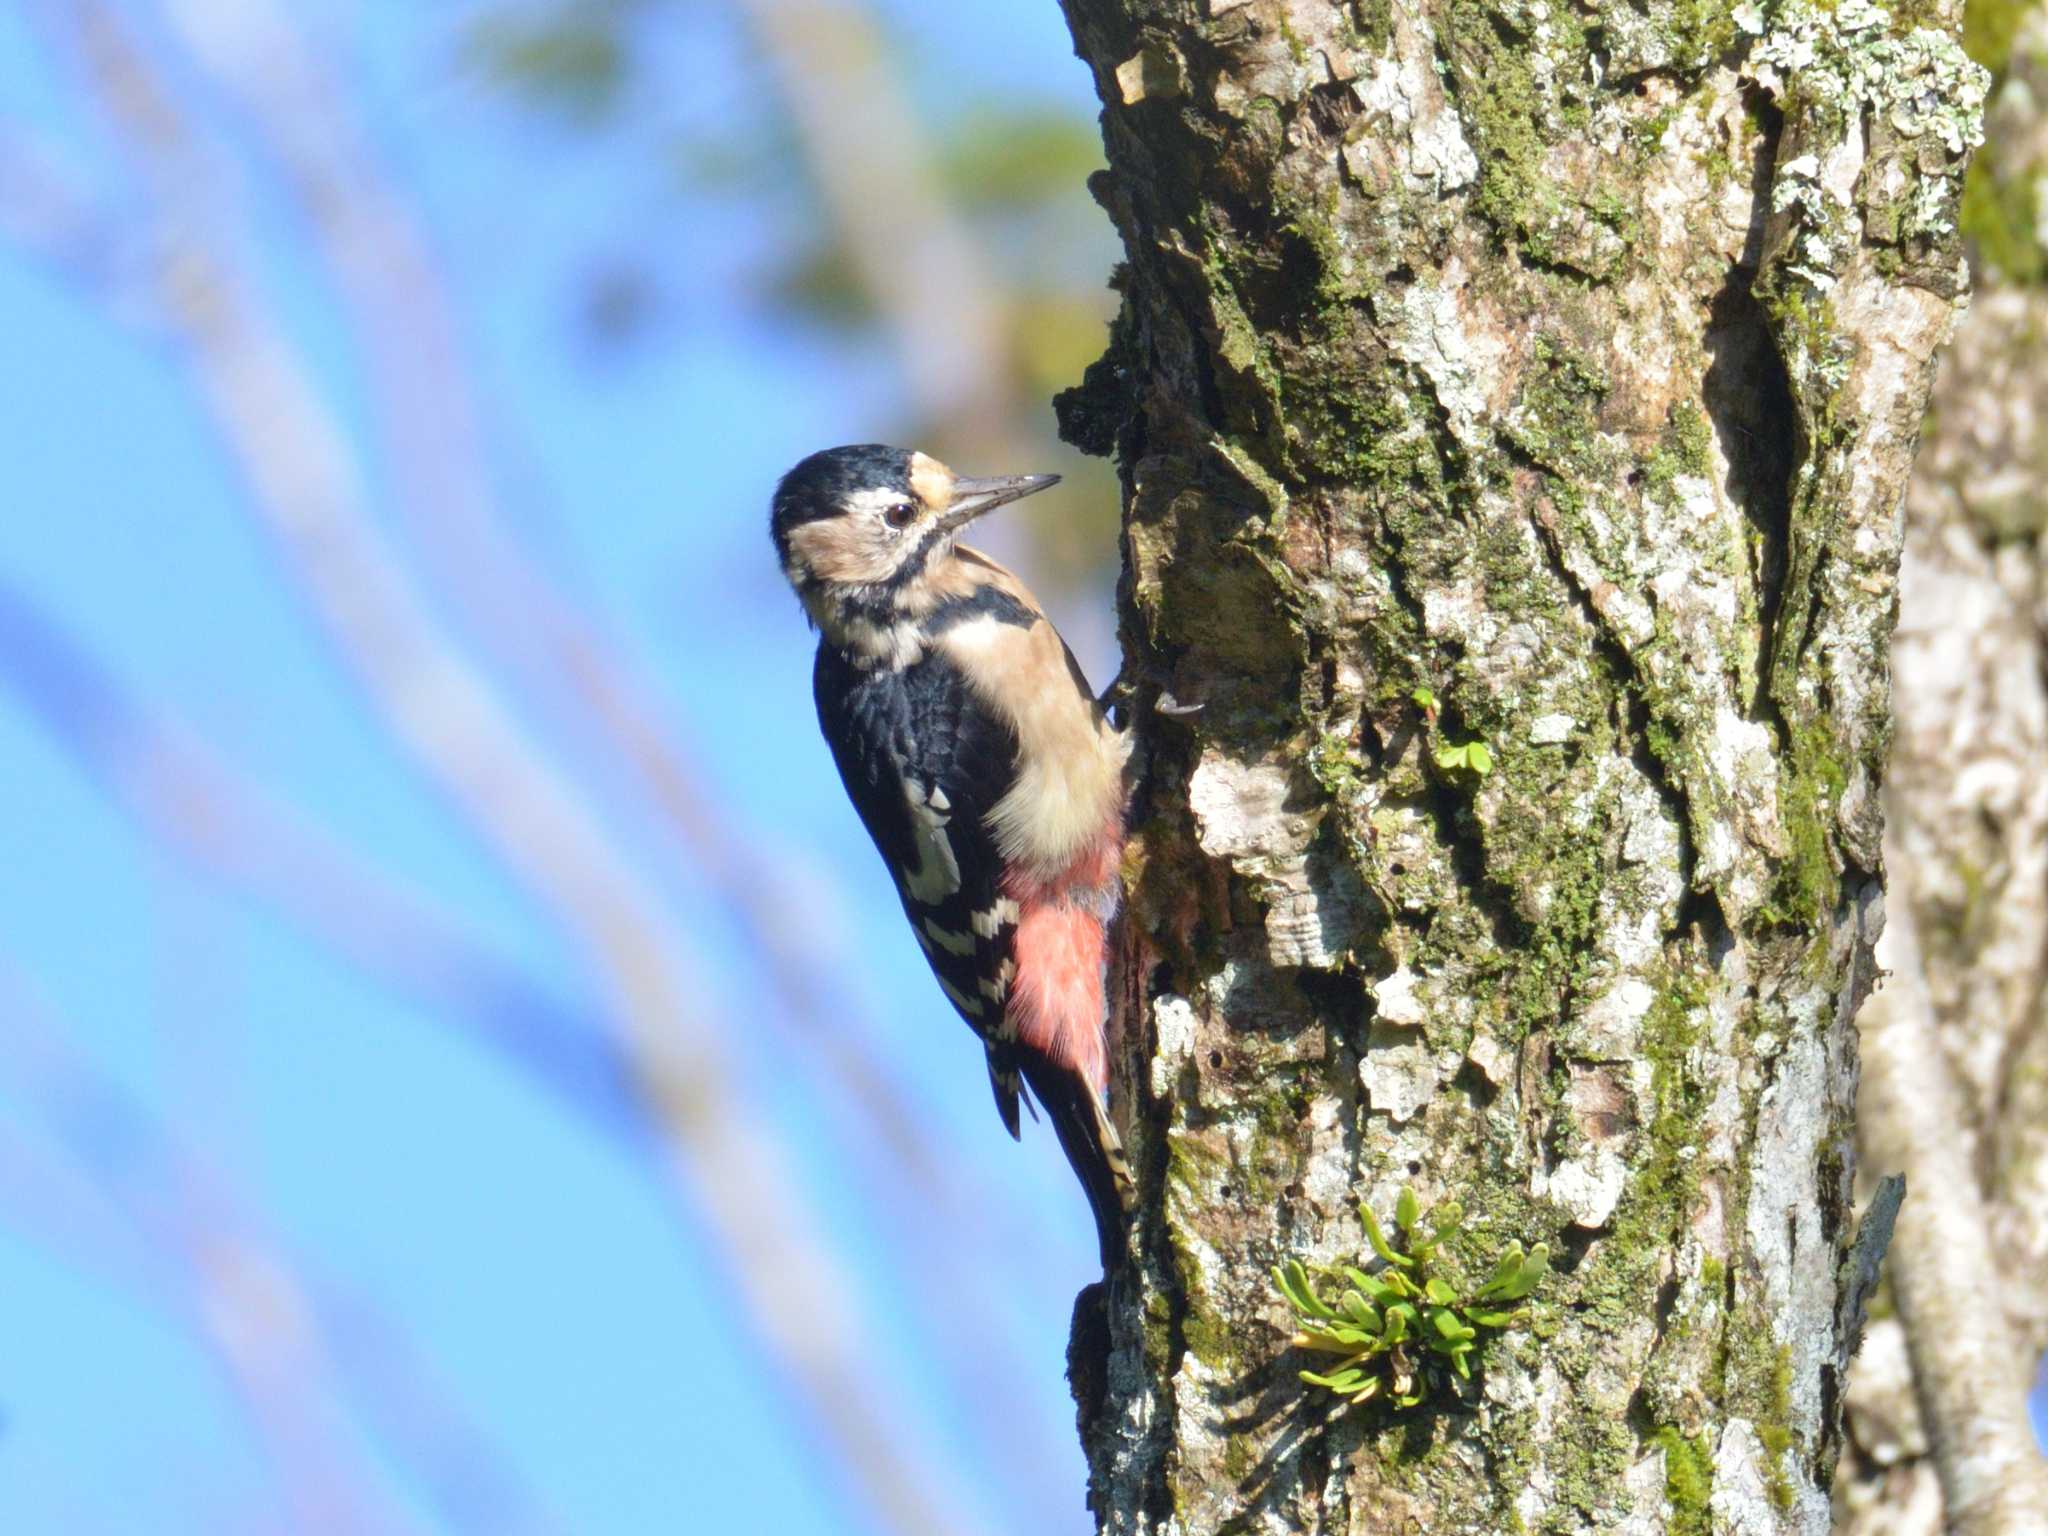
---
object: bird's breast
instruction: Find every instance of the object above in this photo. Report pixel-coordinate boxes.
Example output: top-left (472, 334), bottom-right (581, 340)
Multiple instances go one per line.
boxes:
top-left (940, 613), bottom-right (1129, 889)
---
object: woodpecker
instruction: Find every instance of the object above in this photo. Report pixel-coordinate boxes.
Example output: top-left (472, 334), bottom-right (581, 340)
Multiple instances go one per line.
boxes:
top-left (772, 443), bottom-right (1134, 1266)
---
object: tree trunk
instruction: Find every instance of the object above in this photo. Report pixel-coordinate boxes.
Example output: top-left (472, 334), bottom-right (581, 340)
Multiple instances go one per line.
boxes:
top-left (1836, 17), bottom-right (2048, 1533)
top-left (1053, 2), bottom-right (1985, 1531)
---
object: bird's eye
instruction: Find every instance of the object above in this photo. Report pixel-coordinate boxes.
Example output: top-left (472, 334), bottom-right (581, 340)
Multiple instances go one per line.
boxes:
top-left (883, 501), bottom-right (918, 529)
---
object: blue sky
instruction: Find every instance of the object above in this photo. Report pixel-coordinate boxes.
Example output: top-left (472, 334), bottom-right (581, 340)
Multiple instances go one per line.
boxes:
top-left (0, 2), bottom-right (1115, 1533)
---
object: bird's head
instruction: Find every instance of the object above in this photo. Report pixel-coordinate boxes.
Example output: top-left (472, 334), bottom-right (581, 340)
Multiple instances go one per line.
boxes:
top-left (771, 444), bottom-right (1057, 638)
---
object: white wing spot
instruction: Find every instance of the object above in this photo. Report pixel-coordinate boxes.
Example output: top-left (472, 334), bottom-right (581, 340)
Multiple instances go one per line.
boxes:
top-left (922, 918), bottom-right (975, 956)
top-left (898, 776), bottom-right (962, 904)
top-left (979, 959), bottom-right (1015, 1000)
top-left (971, 898), bottom-right (1020, 940)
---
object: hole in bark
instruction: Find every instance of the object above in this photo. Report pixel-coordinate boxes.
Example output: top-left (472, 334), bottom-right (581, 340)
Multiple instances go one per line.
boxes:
top-left (1220, 191), bottom-right (1334, 341)
top-left (1423, 779), bottom-right (1528, 952)
top-left (1820, 1359), bottom-right (1845, 1452)
top-left (1701, 86), bottom-right (1798, 720)
top-left (1556, 1223), bottom-right (1601, 1273)
top-left (1624, 1385), bottom-right (1657, 1439)
top-left (1652, 1268), bottom-right (1683, 1336)
top-left (1676, 880), bottom-right (1730, 956)
top-left (1302, 77), bottom-right (1360, 139)
top-left (1357, 712), bottom-right (1386, 769)
top-left (1452, 1055), bottom-right (1500, 1108)
top-left (1066, 1281), bottom-right (1111, 1428)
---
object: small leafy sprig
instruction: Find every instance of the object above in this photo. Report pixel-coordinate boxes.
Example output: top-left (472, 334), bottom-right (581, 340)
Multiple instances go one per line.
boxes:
top-left (1273, 1188), bottom-right (1548, 1409)
top-left (1411, 687), bottom-right (1493, 777)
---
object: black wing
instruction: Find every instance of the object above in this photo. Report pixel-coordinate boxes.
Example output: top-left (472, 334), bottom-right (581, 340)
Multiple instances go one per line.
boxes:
top-left (813, 643), bottom-right (1029, 1134)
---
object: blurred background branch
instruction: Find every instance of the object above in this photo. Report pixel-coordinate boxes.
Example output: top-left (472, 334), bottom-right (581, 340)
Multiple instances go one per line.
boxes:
top-left (729, 0), bottom-right (1013, 448)
top-left (31, 2), bottom-right (991, 1533)
top-left (460, 0), bottom-right (1123, 600)
top-left (0, 962), bottom-right (567, 1536)
top-left (0, 0), bottom-right (1127, 1529)
top-left (1839, 4), bottom-right (2048, 1532)
top-left (0, 579), bottom-right (650, 1147)
top-left (1859, 857), bottom-right (2048, 1534)
top-left (145, 0), bottom-right (1063, 1279)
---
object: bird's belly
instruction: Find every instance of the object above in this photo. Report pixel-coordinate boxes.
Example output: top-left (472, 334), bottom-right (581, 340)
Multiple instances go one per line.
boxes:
top-left (989, 728), bottom-right (1126, 884)
top-left (1003, 816), bottom-right (1122, 1095)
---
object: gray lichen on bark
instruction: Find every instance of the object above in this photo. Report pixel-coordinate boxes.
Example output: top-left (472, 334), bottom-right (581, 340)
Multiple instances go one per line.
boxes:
top-left (1053, 1), bottom-right (1984, 1531)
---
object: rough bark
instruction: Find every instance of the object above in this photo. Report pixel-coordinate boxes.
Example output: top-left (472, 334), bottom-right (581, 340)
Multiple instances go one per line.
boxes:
top-left (1053, 2), bottom-right (1984, 1531)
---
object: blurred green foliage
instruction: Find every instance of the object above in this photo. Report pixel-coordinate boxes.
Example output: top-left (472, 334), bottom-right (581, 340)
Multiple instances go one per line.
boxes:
top-left (461, 4), bottom-right (1112, 346)
top-left (1963, 0), bottom-right (2030, 80)
top-left (1959, 0), bottom-right (2047, 288)
top-left (463, 0), bottom-right (1125, 589)
top-left (467, 9), bottom-right (630, 121)
top-left (936, 109), bottom-right (1104, 210)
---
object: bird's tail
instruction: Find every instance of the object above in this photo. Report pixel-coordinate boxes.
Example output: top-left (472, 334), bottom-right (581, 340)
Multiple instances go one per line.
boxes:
top-left (1020, 1054), bottom-right (1133, 1270)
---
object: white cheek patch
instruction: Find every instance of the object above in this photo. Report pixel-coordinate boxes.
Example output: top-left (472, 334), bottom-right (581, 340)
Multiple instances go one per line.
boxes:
top-left (788, 516), bottom-right (887, 587)
top-left (898, 776), bottom-right (962, 904)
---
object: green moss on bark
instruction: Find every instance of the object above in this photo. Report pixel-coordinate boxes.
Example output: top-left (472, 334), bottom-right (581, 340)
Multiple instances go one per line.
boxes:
top-left (1653, 1426), bottom-right (1714, 1535)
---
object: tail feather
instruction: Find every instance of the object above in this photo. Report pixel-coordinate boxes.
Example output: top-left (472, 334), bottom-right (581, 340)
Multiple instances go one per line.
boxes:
top-left (985, 1047), bottom-right (1031, 1139)
top-left (1019, 1054), bottom-right (1132, 1270)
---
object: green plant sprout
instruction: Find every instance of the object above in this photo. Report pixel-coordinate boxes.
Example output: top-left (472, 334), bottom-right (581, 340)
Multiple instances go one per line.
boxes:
top-left (1433, 739), bottom-right (1493, 776)
top-left (1272, 1188), bottom-right (1548, 1409)
top-left (1410, 686), bottom-right (1493, 777)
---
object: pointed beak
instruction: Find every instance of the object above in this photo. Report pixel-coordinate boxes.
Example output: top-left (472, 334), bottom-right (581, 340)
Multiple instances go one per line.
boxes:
top-left (936, 472), bottom-right (1060, 532)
